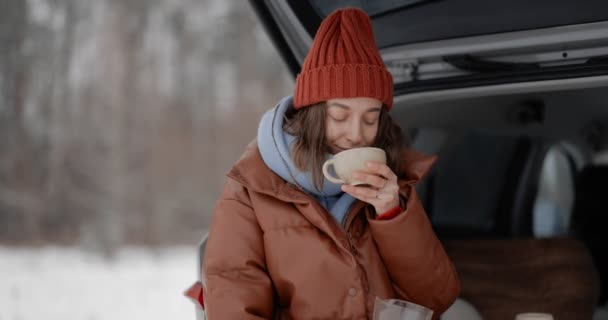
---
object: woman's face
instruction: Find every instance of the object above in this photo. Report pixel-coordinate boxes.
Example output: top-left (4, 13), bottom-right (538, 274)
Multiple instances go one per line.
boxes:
top-left (325, 97), bottom-right (382, 154)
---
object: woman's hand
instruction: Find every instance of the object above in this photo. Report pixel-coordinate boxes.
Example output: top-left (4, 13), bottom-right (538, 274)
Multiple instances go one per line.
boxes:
top-left (341, 161), bottom-right (400, 215)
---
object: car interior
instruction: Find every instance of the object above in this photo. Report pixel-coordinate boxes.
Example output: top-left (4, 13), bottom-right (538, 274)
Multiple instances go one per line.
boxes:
top-left (398, 81), bottom-right (608, 319)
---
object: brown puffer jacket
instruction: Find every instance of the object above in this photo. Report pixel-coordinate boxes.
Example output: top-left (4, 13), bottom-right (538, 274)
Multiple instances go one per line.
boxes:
top-left (202, 141), bottom-right (460, 319)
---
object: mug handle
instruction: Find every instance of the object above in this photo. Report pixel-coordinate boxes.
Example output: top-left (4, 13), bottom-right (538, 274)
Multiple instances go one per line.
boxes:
top-left (322, 159), bottom-right (345, 184)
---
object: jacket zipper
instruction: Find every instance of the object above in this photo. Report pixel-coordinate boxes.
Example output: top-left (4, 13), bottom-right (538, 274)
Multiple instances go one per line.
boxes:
top-left (288, 185), bottom-right (370, 306)
top-left (346, 231), bottom-right (355, 252)
top-left (283, 183), bottom-right (362, 253)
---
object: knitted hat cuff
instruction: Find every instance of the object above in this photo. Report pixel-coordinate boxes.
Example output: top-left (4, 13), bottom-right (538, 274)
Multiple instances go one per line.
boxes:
top-left (293, 64), bottom-right (393, 109)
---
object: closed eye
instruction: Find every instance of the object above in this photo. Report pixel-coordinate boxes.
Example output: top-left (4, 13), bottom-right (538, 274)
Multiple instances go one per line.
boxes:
top-left (364, 116), bottom-right (378, 125)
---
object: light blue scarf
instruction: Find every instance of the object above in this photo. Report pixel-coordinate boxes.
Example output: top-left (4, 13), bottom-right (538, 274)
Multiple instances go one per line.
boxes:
top-left (257, 96), bottom-right (357, 226)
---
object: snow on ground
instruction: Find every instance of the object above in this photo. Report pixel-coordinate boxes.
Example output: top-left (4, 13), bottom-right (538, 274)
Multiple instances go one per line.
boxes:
top-left (3, 245), bottom-right (607, 320)
top-left (0, 246), bottom-right (198, 320)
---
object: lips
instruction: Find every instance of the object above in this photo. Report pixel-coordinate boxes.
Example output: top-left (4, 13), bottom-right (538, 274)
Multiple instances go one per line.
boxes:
top-left (333, 145), bottom-right (364, 152)
top-left (333, 145), bottom-right (351, 152)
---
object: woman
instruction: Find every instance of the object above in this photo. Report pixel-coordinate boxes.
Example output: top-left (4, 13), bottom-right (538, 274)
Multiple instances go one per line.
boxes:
top-left (202, 7), bottom-right (461, 320)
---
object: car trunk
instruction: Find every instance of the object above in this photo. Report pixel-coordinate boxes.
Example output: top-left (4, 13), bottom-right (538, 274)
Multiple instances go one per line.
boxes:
top-left (248, 0), bottom-right (608, 318)
top-left (252, 0), bottom-right (608, 95)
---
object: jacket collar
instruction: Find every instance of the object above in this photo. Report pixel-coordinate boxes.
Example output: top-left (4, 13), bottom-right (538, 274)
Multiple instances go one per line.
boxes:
top-left (399, 146), bottom-right (438, 184)
top-left (227, 140), bottom-right (308, 204)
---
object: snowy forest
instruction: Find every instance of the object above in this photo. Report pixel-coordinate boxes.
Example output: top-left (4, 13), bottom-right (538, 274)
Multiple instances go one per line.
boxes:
top-left (0, 0), bottom-right (292, 253)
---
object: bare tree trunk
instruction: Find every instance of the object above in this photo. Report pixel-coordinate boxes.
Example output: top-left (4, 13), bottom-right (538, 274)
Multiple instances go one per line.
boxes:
top-left (0, 0), bottom-right (42, 243)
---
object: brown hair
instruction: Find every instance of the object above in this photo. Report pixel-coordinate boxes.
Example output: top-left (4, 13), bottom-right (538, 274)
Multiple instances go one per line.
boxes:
top-left (284, 102), bottom-right (405, 191)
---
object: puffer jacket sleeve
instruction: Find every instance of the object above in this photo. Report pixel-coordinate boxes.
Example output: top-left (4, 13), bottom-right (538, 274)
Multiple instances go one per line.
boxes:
top-left (367, 153), bottom-right (461, 319)
top-left (202, 178), bottom-right (274, 320)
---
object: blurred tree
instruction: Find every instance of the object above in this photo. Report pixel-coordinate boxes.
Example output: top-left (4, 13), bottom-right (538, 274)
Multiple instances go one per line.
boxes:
top-left (0, 0), bottom-right (293, 252)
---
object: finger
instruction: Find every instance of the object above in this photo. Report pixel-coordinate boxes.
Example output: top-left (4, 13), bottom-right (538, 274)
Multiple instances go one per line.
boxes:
top-left (343, 190), bottom-right (376, 203)
top-left (342, 184), bottom-right (378, 198)
top-left (365, 162), bottom-right (397, 181)
top-left (382, 183), bottom-right (401, 195)
top-left (352, 171), bottom-right (386, 189)
top-left (342, 184), bottom-right (378, 202)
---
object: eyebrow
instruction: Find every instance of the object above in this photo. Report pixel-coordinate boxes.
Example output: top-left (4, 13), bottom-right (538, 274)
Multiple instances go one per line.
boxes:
top-left (327, 102), bottom-right (381, 113)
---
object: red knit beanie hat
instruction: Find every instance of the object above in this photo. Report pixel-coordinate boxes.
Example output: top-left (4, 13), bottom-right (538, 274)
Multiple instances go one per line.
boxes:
top-left (293, 8), bottom-right (394, 109)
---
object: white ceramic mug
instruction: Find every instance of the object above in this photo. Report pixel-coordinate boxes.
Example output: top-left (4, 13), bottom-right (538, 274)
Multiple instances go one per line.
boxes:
top-left (322, 147), bottom-right (386, 185)
top-left (515, 313), bottom-right (554, 320)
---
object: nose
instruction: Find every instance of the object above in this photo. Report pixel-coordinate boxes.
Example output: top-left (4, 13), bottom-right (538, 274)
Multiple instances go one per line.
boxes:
top-left (346, 120), bottom-right (364, 145)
